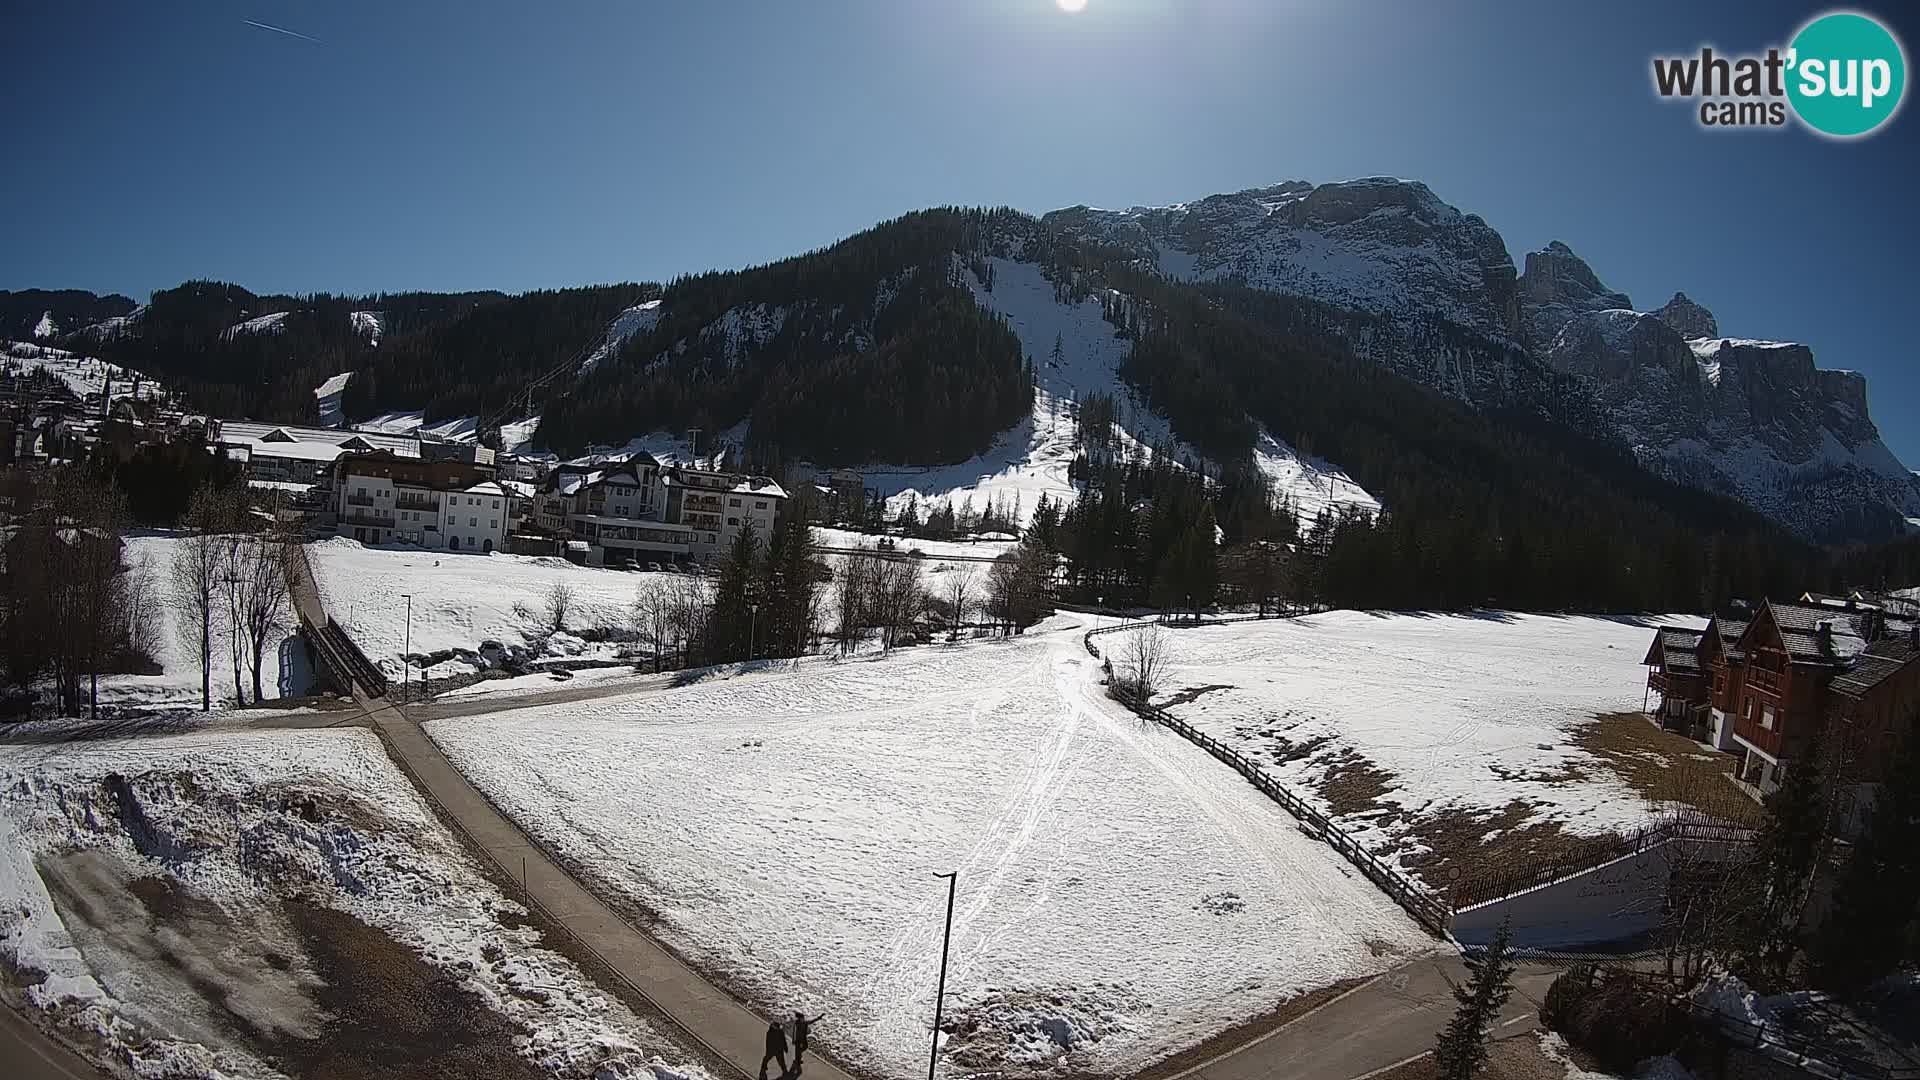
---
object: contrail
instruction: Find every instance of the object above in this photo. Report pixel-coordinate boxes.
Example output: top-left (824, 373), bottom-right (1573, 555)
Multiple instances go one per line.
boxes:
top-left (244, 18), bottom-right (323, 44)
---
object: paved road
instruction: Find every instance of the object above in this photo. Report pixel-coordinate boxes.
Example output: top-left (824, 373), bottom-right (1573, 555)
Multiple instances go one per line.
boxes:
top-left (1163, 953), bottom-right (1558, 1080)
top-left (0, 1001), bottom-right (106, 1079)
top-left (370, 701), bottom-right (850, 1080)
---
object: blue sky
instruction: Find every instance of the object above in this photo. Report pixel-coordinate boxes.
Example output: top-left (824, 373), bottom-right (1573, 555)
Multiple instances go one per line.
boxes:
top-left (6, 1), bottom-right (1918, 464)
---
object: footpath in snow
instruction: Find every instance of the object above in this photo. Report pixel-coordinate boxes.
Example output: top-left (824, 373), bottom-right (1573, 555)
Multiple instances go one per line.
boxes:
top-left (427, 616), bottom-right (1433, 1080)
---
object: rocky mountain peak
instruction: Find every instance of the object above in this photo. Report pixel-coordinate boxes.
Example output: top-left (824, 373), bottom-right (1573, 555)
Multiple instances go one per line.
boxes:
top-left (1652, 292), bottom-right (1718, 339)
top-left (1516, 241), bottom-right (1632, 350)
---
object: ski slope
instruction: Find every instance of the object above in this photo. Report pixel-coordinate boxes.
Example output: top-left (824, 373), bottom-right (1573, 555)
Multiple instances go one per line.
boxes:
top-left (855, 257), bottom-right (1377, 528)
top-left (428, 615), bottom-right (1433, 1079)
top-left (3, 342), bottom-right (164, 405)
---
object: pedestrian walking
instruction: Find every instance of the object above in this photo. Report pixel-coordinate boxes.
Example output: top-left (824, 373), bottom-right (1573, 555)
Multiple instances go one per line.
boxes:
top-left (792, 1011), bottom-right (825, 1066)
top-left (759, 1021), bottom-right (788, 1080)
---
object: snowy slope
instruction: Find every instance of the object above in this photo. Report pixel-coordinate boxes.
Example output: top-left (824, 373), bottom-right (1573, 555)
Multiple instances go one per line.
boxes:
top-left (0, 729), bottom-right (708, 1080)
top-left (857, 257), bottom-right (1376, 527)
top-left (221, 310), bottom-right (290, 339)
top-left (349, 309), bottom-right (383, 345)
top-left (579, 299), bottom-right (663, 373)
top-left (31, 311), bottom-right (55, 338)
top-left (1104, 612), bottom-right (1707, 882)
top-left (430, 617), bottom-right (1433, 1079)
top-left (3, 342), bottom-right (164, 405)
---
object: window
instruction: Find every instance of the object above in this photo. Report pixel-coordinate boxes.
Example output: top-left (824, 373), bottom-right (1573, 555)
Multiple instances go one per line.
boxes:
top-left (447, 515), bottom-right (456, 525)
top-left (1761, 704), bottom-right (1777, 731)
top-left (491, 499), bottom-right (500, 509)
top-left (756, 500), bottom-right (768, 510)
top-left (727, 516), bottom-right (739, 526)
top-left (470, 517), bottom-right (478, 527)
top-left (489, 519), bottom-right (497, 528)
top-left (1744, 696), bottom-right (1754, 719)
top-left (729, 497), bottom-right (742, 507)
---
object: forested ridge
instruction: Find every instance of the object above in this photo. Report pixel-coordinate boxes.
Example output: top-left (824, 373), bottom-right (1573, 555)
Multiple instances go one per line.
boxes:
top-left (16, 206), bottom-right (1910, 613)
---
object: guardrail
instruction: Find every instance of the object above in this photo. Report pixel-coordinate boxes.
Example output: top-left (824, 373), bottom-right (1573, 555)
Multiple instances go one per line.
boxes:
top-left (1083, 616), bottom-right (1452, 936)
top-left (1451, 817), bottom-right (1758, 911)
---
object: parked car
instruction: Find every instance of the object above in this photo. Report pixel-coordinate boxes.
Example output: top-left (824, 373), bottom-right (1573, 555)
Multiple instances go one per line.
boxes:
top-left (646, 561), bottom-right (664, 572)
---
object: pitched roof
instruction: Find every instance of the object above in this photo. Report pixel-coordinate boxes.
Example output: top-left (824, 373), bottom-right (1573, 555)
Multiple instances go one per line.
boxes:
top-left (1646, 626), bottom-right (1705, 673)
top-left (1709, 614), bottom-right (1753, 660)
top-left (1739, 601), bottom-right (1874, 665)
top-left (1829, 636), bottom-right (1919, 699)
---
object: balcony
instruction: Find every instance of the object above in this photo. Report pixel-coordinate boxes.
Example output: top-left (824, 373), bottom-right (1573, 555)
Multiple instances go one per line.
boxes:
top-left (1748, 666), bottom-right (1786, 697)
top-left (341, 511), bottom-right (396, 529)
top-left (346, 493), bottom-right (376, 507)
top-left (396, 496), bottom-right (440, 512)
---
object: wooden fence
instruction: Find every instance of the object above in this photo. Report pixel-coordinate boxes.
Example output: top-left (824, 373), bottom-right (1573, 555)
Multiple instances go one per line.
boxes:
top-left (1083, 617), bottom-right (1453, 936)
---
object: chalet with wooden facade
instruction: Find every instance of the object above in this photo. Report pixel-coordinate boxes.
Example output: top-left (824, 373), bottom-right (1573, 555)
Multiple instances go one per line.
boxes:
top-left (1645, 598), bottom-right (1920, 813)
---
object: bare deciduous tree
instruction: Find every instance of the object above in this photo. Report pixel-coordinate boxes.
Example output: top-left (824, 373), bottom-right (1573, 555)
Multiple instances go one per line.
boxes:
top-left (833, 548), bottom-right (876, 654)
top-left (544, 582), bottom-right (576, 633)
top-left (236, 529), bottom-right (293, 703)
top-left (1119, 624), bottom-right (1172, 703)
top-left (943, 567), bottom-right (978, 642)
top-left (172, 484), bottom-right (237, 712)
top-left (632, 582), bottom-right (675, 672)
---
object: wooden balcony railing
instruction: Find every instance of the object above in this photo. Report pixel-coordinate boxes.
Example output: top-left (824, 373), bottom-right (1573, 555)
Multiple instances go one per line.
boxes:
top-left (1734, 714), bottom-right (1786, 757)
top-left (1748, 666), bottom-right (1786, 695)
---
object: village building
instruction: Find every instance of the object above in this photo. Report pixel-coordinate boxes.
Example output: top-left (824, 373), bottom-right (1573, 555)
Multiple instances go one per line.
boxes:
top-left (1643, 598), bottom-right (1920, 826)
top-left (525, 454), bottom-right (788, 566)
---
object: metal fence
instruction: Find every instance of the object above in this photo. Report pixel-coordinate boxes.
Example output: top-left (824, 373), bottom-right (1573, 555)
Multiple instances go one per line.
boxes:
top-left (1083, 617), bottom-right (1452, 936)
top-left (1451, 817), bottom-right (1759, 911)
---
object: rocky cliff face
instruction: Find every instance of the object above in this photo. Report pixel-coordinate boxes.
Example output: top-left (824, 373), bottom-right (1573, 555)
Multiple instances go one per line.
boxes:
top-left (1048, 178), bottom-right (1919, 542)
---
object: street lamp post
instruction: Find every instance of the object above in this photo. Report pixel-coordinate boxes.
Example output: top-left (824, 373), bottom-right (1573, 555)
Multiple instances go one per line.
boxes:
top-left (401, 593), bottom-right (413, 701)
top-left (928, 871), bottom-right (957, 1080)
top-left (749, 602), bottom-right (758, 662)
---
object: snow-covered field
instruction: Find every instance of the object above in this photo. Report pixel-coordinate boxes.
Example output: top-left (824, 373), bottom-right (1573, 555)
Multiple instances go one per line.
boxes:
top-left (308, 539), bottom-right (671, 678)
top-left (1103, 612), bottom-right (1707, 882)
top-left (0, 729), bottom-right (707, 1080)
top-left (428, 616), bottom-right (1432, 1079)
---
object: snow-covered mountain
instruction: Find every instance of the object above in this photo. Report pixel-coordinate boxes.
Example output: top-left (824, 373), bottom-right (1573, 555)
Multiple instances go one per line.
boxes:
top-left (1048, 179), bottom-right (1918, 541)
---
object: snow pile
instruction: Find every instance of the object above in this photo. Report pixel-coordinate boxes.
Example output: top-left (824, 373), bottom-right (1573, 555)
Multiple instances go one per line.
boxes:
top-left (307, 539), bottom-right (666, 678)
top-left (580, 299), bottom-right (663, 373)
top-left (1110, 612), bottom-right (1707, 873)
top-left (32, 311), bottom-right (56, 338)
top-left (1690, 973), bottom-right (1809, 1029)
top-left (0, 729), bottom-right (708, 1080)
top-left (221, 311), bottom-right (291, 339)
top-left (429, 619), bottom-right (1433, 1079)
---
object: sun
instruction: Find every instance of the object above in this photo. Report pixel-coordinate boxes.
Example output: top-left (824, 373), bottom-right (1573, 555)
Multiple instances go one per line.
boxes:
top-left (1056, 0), bottom-right (1087, 12)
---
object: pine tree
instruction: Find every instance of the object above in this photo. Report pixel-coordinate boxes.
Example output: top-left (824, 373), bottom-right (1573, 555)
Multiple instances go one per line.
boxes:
top-left (1744, 751), bottom-right (1827, 985)
top-left (1434, 919), bottom-right (1516, 1080)
top-left (1810, 725), bottom-right (1920, 996)
top-left (709, 523), bottom-right (761, 662)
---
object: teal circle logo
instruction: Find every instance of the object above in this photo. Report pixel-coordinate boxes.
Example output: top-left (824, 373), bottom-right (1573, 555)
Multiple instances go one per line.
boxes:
top-left (1787, 12), bottom-right (1906, 137)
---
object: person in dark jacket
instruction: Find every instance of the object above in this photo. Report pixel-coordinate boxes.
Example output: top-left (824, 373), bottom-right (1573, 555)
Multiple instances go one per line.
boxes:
top-left (792, 1011), bottom-right (826, 1065)
top-left (760, 1021), bottom-right (788, 1080)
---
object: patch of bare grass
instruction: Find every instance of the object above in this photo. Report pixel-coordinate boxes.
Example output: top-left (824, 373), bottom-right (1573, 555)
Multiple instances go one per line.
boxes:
top-left (1575, 712), bottom-right (1761, 824)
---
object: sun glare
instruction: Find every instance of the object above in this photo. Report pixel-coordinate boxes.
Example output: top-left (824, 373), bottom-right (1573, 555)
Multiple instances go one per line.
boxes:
top-left (1057, 0), bottom-right (1088, 13)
